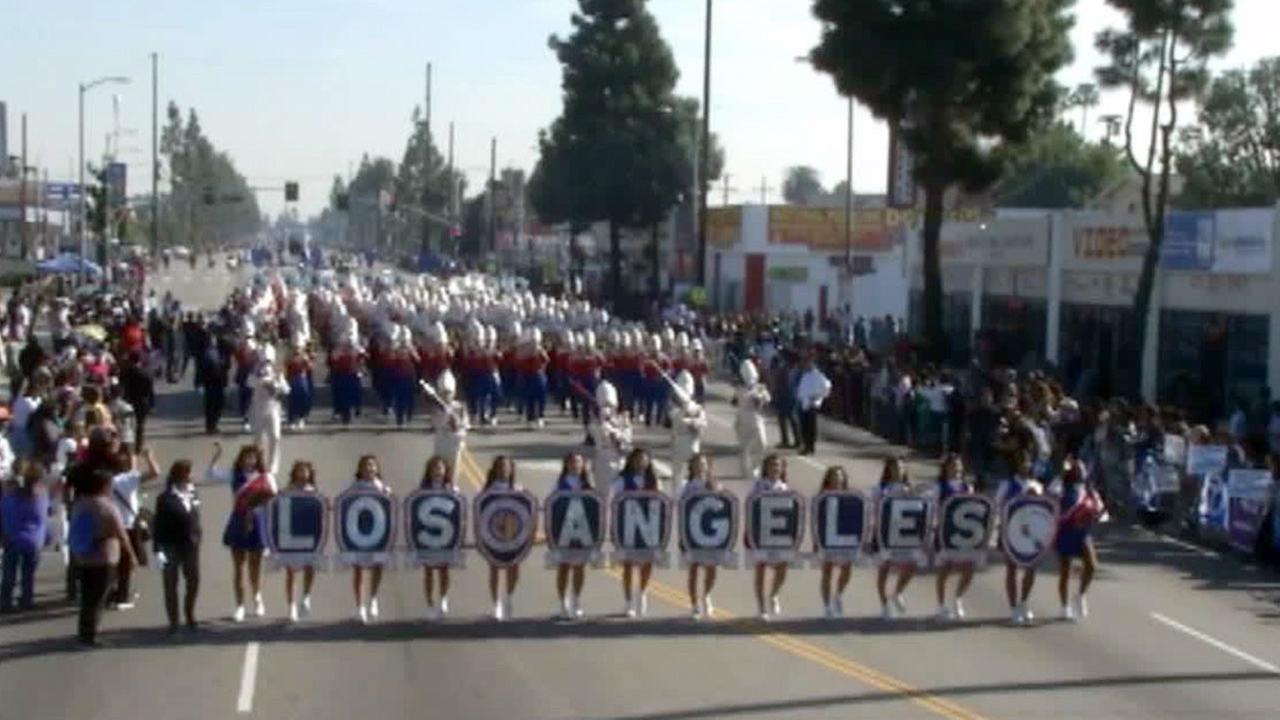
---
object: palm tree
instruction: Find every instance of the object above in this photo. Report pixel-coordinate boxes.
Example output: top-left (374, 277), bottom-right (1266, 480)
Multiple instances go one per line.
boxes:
top-left (1072, 83), bottom-right (1101, 139)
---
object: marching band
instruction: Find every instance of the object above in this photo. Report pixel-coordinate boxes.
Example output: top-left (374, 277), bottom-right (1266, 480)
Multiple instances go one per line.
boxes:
top-left (137, 267), bottom-right (1104, 632)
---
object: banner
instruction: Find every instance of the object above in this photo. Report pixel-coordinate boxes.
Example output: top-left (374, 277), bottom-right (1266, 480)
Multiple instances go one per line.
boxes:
top-left (679, 490), bottom-right (739, 568)
top-left (1212, 208), bottom-right (1273, 274)
top-left (1226, 469), bottom-right (1274, 554)
top-left (810, 490), bottom-right (866, 565)
top-left (1001, 496), bottom-right (1058, 568)
top-left (1163, 435), bottom-right (1188, 468)
top-left (334, 488), bottom-right (397, 568)
top-left (610, 492), bottom-right (672, 566)
top-left (875, 494), bottom-right (932, 564)
top-left (936, 494), bottom-right (994, 564)
top-left (474, 489), bottom-right (537, 568)
top-left (544, 491), bottom-right (606, 567)
top-left (403, 489), bottom-right (467, 568)
top-left (707, 207), bottom-right (742, 248)
top-left (745, 490), bottom-right (805, 565)
top-left (1186, 445), bottom-right (1229, 476)
top-left (266, 491), bottom-right (329, 569)
top-left (1196, 471), bottom-right (1229, 536)
top-left (1161, 212), bottom-right (1215, 270)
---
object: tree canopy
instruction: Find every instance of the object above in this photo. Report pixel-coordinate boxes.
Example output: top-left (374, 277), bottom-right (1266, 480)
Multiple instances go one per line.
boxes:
top-left (531, 0), bottom-right (688, 307)
top-left (158, 102), bottom-right (262, 248)
top-left (996, 122), bottom-right (1124, 208)
top-left (1176, 55), bottom-right (1280, 208)
top-left (811, 0), bottom-right (1075, 359)
top-left (783, 166), bottom-right (826, 206)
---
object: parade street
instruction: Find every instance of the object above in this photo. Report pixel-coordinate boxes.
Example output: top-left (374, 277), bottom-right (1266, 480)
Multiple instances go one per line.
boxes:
top-left (0, 265), bottom-right (1277, 720)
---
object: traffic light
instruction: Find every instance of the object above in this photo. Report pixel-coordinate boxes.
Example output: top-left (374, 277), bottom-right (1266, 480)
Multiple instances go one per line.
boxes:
top-left (285, 181), bottom-right (299, 202)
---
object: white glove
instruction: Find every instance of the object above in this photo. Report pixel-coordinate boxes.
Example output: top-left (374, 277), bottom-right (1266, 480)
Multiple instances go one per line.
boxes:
top-left (155, 550), bottom-right (168, 567)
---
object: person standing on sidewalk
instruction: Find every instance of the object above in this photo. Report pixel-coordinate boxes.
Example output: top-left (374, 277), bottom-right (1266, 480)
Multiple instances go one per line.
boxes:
top-left (794, 353), bottom-right (832, 456)
top-left (769, 353), bottom-right (798, 449)
top-left (1, 461), bottom-right (49, 612)
top-left (68, 467), bottom-right (138, 646)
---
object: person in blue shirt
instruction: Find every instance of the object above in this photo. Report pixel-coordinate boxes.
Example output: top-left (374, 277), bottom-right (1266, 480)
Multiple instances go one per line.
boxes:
top-left (552, 451), bottom-right (594, 620)
top-left (996, 449), bottom-right (1043, 625)
top-left (933, 454), bottom-right (975, 621)
top-left (1, 460), bottom-right (49, 612)
top-left (1055, 459), bottom-right (1101, 622)
top-left (611, 448), bottom-right (660, 619)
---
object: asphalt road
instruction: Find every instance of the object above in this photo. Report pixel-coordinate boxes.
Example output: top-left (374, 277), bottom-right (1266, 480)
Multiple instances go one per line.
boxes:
top-left (2, 263), bottom-right (1278, 720)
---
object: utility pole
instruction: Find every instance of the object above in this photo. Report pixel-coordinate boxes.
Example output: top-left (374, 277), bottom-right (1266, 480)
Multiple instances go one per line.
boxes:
top-left (19, 113), bottom-right (28, 260)
top-left (151, 52), bottom-right (159, 259)
top-left (695, 0), bottom-right (713, 286)
top-left (425, 63), bottom-right (432, 137)
top-left (488, 136), bottom-right (497, 262)
top-left (446, 122), bottom-right (454, 216)
top-left (422, 62), bottom-right (433, 255)
top-left (844, 95), bottom-right (854, 271)
top-left (719, 173), bottom-right (736, 206)
top-left (754, 176), bottom-right (772, 205)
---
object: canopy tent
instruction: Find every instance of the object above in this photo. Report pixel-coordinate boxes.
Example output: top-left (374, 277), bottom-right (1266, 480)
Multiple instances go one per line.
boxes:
top-left (36, 254), bottom-right (102, 277)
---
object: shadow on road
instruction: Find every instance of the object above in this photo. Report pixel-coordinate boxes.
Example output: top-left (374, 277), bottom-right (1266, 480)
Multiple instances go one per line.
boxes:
top-left (0, 613), bottom-right (1026, 665)
top-left (577, 670), bottom-right (1279, 720)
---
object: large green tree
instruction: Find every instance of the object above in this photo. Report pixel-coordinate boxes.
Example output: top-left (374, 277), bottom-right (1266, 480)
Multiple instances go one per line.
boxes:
top-left (1094, 0), bottom-right (1233, 397)
top-left (782, 166), bottom-right (826, 206)
top-left (158, 103), bottom-right (261, 249)
top-left (811, 0), bottom-right (1075, 359)
top-left (997, 121), bottom-right (1124, 207)
top-left (532, 0), bottom-right (687, 309)
top-left (1176, 56), bottom-right (1280, 208)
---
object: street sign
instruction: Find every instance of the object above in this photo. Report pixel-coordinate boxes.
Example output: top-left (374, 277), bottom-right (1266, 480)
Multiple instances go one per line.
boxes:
top-left (107, 162), bottom-right (127, 204)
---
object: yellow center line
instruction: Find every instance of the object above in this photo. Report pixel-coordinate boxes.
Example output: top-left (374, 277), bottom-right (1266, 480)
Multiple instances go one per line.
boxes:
top-left (460, 446), bottom-right (984, 720)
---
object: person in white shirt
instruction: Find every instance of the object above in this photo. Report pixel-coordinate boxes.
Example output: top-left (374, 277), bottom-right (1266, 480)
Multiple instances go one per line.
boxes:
top-left (430, 370), bottom-right (469, 477)
top-left (249, 346), bottom-right (289, 476)
top-left (109, 447), bottom-right (160, 609)
top-left (733, 360), bottom-right (771, 480)
top-left (794, 355), bottom-right (832, 456)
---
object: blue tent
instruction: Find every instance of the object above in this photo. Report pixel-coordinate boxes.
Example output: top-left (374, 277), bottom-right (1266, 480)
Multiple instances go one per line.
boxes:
top-left (36, 254), bottom-right (102, 277)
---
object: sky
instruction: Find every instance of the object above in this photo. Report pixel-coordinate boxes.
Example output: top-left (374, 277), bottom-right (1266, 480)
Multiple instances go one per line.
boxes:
top-left (3, 0), bottom-right (1278, 218)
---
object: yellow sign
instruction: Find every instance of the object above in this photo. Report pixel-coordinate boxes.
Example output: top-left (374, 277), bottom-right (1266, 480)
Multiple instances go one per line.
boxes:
top-left (707, 207), bottom-right (741, 247)
top-left (767, 206), bottom-right (983, 252)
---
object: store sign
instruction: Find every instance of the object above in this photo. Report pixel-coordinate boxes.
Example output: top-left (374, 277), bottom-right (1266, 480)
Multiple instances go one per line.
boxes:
top-left (887, 119), bottom-right (918, 209)
top-left (1212, 209), bottom-right (1273, 274)
top-left (1061, 271), bottom-right (1140, 306)
top-left (925, 219), bottom-right (1049, 267)
top-left (1161, 212), bottom-right (1215, 270)
top-left (767, 265), bottom-right (808, 283)
top-left (707, 207), bottom-right (742, 247)
top-left (1067, 217), bottom-right (1148, 271)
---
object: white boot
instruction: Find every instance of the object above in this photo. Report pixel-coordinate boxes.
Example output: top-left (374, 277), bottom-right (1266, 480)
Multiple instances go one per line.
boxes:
top-left (288, 603), bottom-right (299, 623)
top-left (638, 592), bottom-right (649, 618)
top-left (625, 596), bottom-right (637, 619)
top-left (368, 597), bottom-right (380, 620)
top-left (571, 594), bottom-right (584, 619)
top-left (703, 594), bottom-right (715, 618)
top-left (439, 596), bottom-right (450, 618)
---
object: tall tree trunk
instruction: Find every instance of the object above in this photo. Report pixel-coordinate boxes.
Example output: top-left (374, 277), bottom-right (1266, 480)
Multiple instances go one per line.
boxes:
top-left (609, 220), bottom-right (622, 311)
top-left (921, 180), bottom-right (946, 362)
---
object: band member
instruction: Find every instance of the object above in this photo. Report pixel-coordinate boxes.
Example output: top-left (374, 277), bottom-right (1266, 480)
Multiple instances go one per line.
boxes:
top-left (387, 326), bottom-right (420, 427)
top-left (589, 381), bottom-right (632, 489)
top-left (933, 453), bottom-right (974, 621)
top-left (518, 329), bottom-right (551, 429)
top-left (552, 451), bottom-right (593, 619)
top-left (430, 370), bottom-right (469, 476)
top-left (249, 346), bottom-right (289, 475)
top-left (233, 334), bottom-right (258, 431)
top-left (998, 449), bottom-right (1043, 625)
top-left (327, 338), bottom-right (364, 426)
top-left (610, 448), bottom-right (660, 618)
top-left (734, 360), bottom-right (771, 480)
top-left (639, 335), bottom-right (671, 427)
top-left (687, 340), bottom-right (709, 404)
top-left (817, 466), bottom-right (853, 620)
top-left (420, 455), bottom-right (458, 620)
top-left (668, 371), bottom-right (707, 485)
top-left (205, 443), bottom-right (277, 623)
top-left (282, 461), bottom-right (319, 623)
top-left (681, 453), bottom-right (718, 620)
top-left (483, 456), bottom-right (523, 621)
top-left (285, 341), bottom-right (314, 431)
top-left (874, 457), bottom-right (917, 620)
top-left (749, 454), bottom-right (790, 620)
top-left (349, 455), bottom-right (391, 624)
top-left (1055, 458), bottom-right (1102, 622)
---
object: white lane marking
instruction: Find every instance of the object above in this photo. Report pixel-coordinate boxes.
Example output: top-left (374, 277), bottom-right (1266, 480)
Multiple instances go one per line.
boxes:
top-left (794, 455), bottom-right (827, 472)
top-left (1150, 612), bottom-right (1279, 674)
top-left (237, 642), bottom-right (261, 714)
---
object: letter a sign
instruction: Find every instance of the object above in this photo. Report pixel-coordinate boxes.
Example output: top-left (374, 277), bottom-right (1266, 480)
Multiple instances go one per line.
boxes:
top-left (404, 488), bottom-right (467, 568)
top-left (266, 490), bottom-right (329, 568)
top-left (545, 490), bottom-right (606, 566)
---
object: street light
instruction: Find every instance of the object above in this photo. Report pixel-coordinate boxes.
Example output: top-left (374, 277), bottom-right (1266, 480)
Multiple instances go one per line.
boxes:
top-left (795, 56), bottom-right (855, 275)
top-left (79, 75), bottom-right (130, 276)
